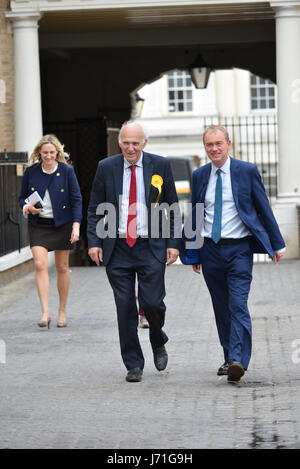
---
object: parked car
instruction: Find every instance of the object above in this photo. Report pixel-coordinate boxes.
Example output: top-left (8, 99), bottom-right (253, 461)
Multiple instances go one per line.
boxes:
top-left (167, 156), bottom-right (194, 220)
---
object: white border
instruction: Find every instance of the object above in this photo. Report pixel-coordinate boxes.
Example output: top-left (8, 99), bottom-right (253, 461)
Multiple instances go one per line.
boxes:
top-left (0, 246), bottom-right (33, 272)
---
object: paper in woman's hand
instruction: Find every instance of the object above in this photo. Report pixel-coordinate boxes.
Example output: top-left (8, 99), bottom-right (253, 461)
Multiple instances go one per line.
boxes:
top-left (25, 191), bottom-right (45, 207)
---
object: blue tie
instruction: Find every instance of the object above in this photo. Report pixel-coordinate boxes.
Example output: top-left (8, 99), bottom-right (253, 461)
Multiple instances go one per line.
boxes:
top-left (211, 168), bottom-right (222, 243)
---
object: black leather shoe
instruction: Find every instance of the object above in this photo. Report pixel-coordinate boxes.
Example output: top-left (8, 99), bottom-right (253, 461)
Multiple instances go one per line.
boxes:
top-left (227, 361), bottom-right (244, 382)
top-left (126, 368), bottom-right (143, 382)
top-left (153, 345), bottom-right (168, 371)
top-left (217, 361), bottom-right (229, 376)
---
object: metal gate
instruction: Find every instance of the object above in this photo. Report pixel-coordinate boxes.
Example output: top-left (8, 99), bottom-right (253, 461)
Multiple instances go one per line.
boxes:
top-left (44, 117), bottom-right (108, 193)
top-left (43, 117), bottom-right (108, 264)
top-left (200, 115), bottom-right (278, 198)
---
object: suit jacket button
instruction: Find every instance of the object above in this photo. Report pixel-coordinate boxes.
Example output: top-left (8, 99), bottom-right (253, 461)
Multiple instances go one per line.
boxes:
top-left (61, 189), bottom-right (64, 192)
top-left (63, 206), bottom-right (66, 209)
top-left (57, 173), bottom-right (60, 176)
top-left (31, 187), bottom-right (34, 191)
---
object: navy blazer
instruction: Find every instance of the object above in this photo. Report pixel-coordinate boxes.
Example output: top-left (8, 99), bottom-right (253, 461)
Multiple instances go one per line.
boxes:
top-left (87, 152), bottom-right (181, 265)
top-left (19, 162), bottom-right (82, 227)
top-left (180, 157), bottom-right (285, 264)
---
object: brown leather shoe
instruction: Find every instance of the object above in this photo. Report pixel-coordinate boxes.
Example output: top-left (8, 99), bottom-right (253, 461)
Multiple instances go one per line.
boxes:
top-left (227, 361), bottom-right (245, 382)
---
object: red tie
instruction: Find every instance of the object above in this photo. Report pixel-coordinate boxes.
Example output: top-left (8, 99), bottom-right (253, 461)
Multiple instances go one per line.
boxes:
top-left (126, 164), bottom-right (137, 247)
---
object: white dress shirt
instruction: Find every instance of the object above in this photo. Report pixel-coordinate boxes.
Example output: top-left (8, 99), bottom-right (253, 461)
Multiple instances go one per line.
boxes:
top-left (202, 157), bottom-right (251, 239)
top-left (38, 163), bottom-right (58, 218)
top-left (118, 153), bottom-right (148, 236)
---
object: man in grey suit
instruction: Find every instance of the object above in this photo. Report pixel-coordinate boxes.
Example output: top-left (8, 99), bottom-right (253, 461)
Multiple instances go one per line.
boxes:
top-left (87, 121), bottom-right (181, 382)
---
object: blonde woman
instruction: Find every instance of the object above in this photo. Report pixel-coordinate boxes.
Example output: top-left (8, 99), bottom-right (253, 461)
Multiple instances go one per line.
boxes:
top-left (19, 135), bottom-right (82, 329)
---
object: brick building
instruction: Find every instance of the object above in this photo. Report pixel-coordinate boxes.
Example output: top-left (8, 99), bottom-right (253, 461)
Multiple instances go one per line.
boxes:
top-left (0, 0), bottom-right (13, 151)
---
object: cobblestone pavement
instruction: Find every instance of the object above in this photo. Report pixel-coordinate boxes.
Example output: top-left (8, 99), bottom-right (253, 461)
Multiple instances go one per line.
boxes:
top-left (0, 260), bottom-right (300, 450)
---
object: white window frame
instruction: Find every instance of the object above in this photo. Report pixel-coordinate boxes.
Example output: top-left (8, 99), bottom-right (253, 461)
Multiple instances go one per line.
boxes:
top-left (167, 70), bottom-right (194, 114)
top-left (250, 74), bottom-right (277, 111)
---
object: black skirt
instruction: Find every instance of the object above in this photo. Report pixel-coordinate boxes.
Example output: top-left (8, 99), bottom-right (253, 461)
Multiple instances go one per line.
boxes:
top-left (28, 218), bottom-right (74, 251)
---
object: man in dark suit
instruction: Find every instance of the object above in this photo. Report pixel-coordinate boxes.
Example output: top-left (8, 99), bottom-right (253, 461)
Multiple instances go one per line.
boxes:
top-left (87, 121), bottom-right (181, 382)
top-left (180, 125), bottom-right (285, 383)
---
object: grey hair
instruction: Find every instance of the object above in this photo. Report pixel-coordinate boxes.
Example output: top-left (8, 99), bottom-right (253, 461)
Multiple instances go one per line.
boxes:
top-left (118, 121), bottom-right (148, 143)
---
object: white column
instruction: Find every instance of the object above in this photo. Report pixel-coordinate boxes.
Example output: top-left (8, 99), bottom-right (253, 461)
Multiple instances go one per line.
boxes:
top-left (271, 2), bottom-right (300, 258)
top-left (7, 13), bottom-right (43, 156)
top-left (215, 70), bottom-right (236, 116)
top-left (274, 4), bottom-right (300, 199)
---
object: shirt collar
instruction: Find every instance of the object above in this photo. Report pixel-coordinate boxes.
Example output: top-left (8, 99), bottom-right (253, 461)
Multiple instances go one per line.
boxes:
top-left (41, 163), bottom-right (58, 174)
top-left (211, 155), bottom-right (230, 175)
top-left (124, 152), bottom-right (143, 169)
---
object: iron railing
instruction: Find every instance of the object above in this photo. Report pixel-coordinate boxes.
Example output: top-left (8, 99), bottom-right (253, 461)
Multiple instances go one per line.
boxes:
top-left (200, 114), bottom-right (278, 198)
top-left (44, 117), bottom-right (107, 192)
top-left (0, 163), bottom-right (29, 257)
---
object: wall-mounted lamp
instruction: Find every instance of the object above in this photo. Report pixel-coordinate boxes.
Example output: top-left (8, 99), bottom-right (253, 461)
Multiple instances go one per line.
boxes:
top-left (188, 54), bottom-right (212, 89)
top-left (135, 93), bottom-right (145, 118)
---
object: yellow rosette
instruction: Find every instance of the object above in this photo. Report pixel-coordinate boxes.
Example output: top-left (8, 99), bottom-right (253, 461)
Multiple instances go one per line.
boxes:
top-left (151, 174), bottom-right (163, 207)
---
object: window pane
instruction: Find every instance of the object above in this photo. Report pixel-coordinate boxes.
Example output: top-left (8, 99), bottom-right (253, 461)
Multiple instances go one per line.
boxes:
top-left (260, 99), bottom-right (266, 109)
top-left (250, 74), bottom-right (276, 110)
top-left (167, 70), bottom-right (193, 113)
